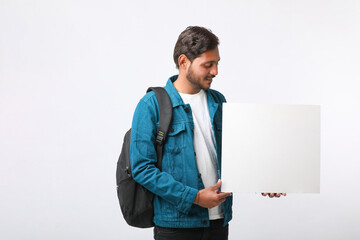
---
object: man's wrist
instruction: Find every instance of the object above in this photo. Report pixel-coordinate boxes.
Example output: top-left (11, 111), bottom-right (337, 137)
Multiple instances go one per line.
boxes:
top-left (193, 192), bottom-right (200, 205)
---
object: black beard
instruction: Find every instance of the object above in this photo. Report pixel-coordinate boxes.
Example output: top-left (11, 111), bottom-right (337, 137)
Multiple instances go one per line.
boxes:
top-left (186, 70), bottom-right (197, 86)
top-left (186, 64), bottom-right (216, 91)
top-left (186, 67), bottom-right (200, 89)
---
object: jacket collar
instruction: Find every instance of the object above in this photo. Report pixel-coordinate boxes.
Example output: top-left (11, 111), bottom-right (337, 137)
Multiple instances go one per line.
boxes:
top-left (207, 91), bottom-right (219, 124)
top-left (164, 75), bottom-right (185, 108)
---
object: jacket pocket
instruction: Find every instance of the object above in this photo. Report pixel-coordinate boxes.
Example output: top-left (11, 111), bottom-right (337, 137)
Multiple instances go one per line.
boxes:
top-left (165, 122), bottom-right (186, 153)
top-left (167, 122), bottom-right (186, 136)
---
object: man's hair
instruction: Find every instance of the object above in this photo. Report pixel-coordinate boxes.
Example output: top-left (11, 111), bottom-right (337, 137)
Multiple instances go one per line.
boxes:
top-left (173, 26), bottom-right (219, 69)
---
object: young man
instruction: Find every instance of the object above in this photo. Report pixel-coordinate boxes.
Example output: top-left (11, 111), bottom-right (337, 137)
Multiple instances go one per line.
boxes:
top-left (130, 26), bottom-right (285, 240)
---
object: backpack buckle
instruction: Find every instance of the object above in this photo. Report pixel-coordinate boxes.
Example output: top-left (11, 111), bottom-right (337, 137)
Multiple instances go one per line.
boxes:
top-left (156, 131), bottom-right (165, 145)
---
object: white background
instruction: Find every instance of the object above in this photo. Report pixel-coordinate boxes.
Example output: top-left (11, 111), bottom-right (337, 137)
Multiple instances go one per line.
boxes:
top-left (1, 0), bottom-right (359, 239)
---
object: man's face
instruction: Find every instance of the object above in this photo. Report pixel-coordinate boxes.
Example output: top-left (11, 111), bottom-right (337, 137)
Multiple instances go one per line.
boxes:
top-left (185, 47), bottom-right (220, 92)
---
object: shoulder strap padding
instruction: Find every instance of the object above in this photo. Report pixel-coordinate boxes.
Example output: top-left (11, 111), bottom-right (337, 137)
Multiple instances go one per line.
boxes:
top-left (146, 87), bottom-right (173, 170)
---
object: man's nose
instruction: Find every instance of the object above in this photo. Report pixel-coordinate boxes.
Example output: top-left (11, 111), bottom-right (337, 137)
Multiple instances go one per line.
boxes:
top-left (210, 65), bottom-right (218, 76)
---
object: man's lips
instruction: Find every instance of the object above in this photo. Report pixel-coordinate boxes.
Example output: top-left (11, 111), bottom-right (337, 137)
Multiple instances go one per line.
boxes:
top-left (205, 75), bottom-right (215, 81)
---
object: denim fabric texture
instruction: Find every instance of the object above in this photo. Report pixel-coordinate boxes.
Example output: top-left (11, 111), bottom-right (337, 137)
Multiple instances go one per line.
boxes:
top-left (130, 75), bottom-right (233, 228)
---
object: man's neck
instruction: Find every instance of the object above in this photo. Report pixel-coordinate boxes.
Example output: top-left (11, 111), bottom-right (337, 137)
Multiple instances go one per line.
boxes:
top-left (173, 73), bottom-right (201, 94)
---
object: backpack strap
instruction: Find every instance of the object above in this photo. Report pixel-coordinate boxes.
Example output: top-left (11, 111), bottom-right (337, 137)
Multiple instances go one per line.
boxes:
top-left (147, 87), bottom-right (173, 171)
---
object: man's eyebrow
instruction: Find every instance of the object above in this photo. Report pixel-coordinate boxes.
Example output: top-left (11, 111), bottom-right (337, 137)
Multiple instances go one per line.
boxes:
top-left (204, 59), bottom-right (221, 64)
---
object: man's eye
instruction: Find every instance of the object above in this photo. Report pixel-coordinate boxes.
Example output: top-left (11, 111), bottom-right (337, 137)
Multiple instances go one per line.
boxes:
top-left (204, 64), bottom-right (212, 68)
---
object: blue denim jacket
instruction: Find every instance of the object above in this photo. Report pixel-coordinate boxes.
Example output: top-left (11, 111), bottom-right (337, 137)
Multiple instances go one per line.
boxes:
top-left (130, 75), bottom-right (232, 228)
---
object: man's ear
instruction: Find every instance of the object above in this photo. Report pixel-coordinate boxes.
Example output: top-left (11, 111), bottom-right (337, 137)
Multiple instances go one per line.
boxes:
top-left (178, 54), bottom-right (189, 70)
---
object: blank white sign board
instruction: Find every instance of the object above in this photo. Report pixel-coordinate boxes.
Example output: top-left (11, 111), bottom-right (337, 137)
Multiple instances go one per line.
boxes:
top-left (221, 103), bottom-right (320, 193)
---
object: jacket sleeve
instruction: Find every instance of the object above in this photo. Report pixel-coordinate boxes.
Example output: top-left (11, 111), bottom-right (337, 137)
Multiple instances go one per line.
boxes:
top-left (130, 97), bottom-right (198, 214)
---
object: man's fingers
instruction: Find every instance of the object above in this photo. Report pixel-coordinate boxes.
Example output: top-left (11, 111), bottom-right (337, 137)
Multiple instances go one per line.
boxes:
top-left (261, 192), bottom-right (287, 198)
top-left (217, 192), bottom-right (232, 199)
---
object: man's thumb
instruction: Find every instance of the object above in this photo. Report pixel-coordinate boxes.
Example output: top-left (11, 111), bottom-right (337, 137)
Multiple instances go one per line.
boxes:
top-left (212, 179), bottom-right (222, 190)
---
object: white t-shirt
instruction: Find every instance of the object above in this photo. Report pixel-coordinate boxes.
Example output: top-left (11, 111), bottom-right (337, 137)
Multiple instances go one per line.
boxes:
top-left (179, 89), bottom-right (224, 220)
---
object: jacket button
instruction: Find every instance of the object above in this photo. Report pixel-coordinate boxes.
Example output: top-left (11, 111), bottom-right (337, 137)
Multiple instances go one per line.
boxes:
top-left (202, 220), bottom-right (207, 225)
top-left (170, 128), bottom-right (174, 133)
top-left (194, 152), bottom-right (196, 156)
top-left (184, 108), bottom-right (190, 113)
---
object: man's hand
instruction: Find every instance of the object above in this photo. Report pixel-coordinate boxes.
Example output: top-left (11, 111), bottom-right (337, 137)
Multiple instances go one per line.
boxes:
top-left (193, 180), bottom-right (232, 209)
top-left (261, 193), bottom-right (287, 198)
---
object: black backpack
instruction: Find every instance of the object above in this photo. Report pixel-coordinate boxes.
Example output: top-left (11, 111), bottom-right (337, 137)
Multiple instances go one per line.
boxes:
top-left (116, 87), bottom-right (173, 228)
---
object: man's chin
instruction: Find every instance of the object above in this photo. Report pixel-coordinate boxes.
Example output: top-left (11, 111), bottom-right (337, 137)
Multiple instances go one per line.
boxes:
top-left (201, 79), bottom-right (212, 88)
top-left (202, 84), bottom-right (211, 90)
